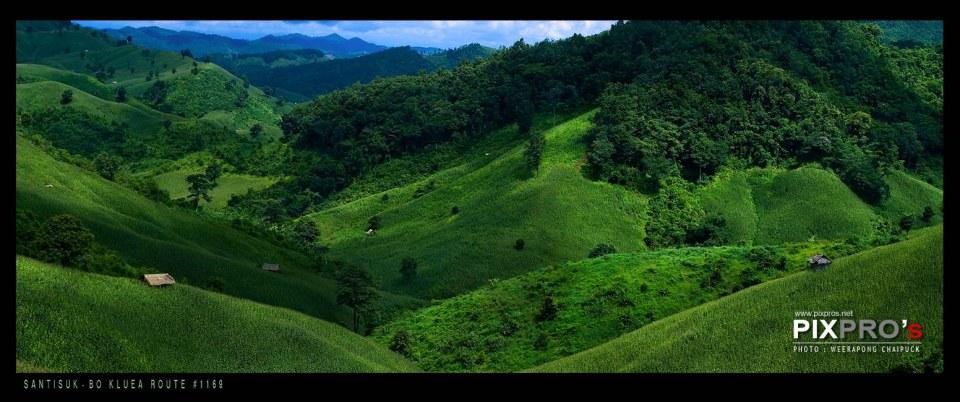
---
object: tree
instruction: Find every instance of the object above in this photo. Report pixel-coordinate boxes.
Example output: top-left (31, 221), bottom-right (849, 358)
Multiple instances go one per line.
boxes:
top-left (180, 49), bottom-right (193, 58)
top-left (514, 238), bottom-right (525, 251)
top-left (93, 153), bottom-right (122, 181)
top-left (588, 243), bottom-right (617, 258)
top-left (60, 90), bottom-right (73, 105)
top-left (249, 123), bottom-right (264, 138)
top-left (291, 219), bottom-right (319, 245)
top-left (922, 206), bottom-right (935, 223)
top-left (335, 264), bottom-right (378, 332)
top-left (205, 163), bottom-right (222, 183)
top-left (31, 215), bottom-right (94, 267)
top-left (367, 216), bottom-right (381, 231)
top-left (524, 131), bottom-right (545, 174)
top-left (400, 257), bottom-right (418, 281)
top-left (899, 215), bottom-right (914, 232)
top-left (536, 296), bottom-right (558, 321)
top-left (451, 205), bottom-right (460, 215)
top-left (389, 330), bottom-right (411, 356)
top-left (126, 35), bottom-right (133, 44)
top-left (115, 86), bottom-right (127, 103)
top-left (185, 173), bottom-right (213, 209)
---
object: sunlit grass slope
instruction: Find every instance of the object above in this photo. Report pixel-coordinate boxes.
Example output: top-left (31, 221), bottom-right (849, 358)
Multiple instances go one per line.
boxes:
top-left (16, 257), bottom-right (418, 373)
top-left (307, 111), bottom-right (649, 299)
top-left (532, 225), bottom-right (943, 372)
top-left (16, 135), bottom-right (420, 326)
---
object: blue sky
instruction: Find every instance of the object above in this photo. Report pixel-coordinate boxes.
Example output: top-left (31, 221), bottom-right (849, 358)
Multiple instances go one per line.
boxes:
top-left (74, 20), bottom-right (617, 49)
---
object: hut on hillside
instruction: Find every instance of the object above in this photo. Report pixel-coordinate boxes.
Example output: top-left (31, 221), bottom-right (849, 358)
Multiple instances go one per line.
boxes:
top-left (365, 228), bottom-right (376, 236)
top-left (262, 263), bottom-right (280, 272)
top-left (143, 273), bottom-right (176, 287)
top-left (808, 254), bottom-right (832, 270)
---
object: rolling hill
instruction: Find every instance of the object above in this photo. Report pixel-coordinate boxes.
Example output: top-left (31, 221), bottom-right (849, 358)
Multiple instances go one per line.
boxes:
top-left (373, 238), bottom-right (856, 372)
top-left (16, 135), bottom-right (422, 326)
top-left (531, 225), bottom-right (943, 372)
top-left (16, 256), bottom-right (418, 373)
top-left (306, 111), bottom-right (649, 299)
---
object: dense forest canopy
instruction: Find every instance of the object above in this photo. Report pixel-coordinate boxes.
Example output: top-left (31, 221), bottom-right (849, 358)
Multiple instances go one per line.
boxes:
top-left (275, 21), bottom-right (941, 211)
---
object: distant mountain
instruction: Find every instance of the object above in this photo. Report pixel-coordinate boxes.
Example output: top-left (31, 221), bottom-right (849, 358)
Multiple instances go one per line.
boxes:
top-left (869, 20), bottom-right (943, 45)
top-left (101, 26), bottom-right (387, 58)
top-left (220, 43), bottom-right (498, 102)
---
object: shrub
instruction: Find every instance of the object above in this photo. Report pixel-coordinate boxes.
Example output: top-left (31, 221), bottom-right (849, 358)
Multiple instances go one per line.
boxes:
top-left (16, 209), bottom-right (40, 256)
top-left (31, 214), bottom-right (94, 267)
top-left (60, 90), bottom-right (73, 105)
top-left (389, 330), bottom-right (410, 356)
top-left (922, 206), bottom-right (934, 223)
top-left (451, 205), bottom-right (460, 215)
top-left (900, 215), bottom-right (914, 232)
top-left (514, 239), bottom-right (525, 251)
top-left (536, 296), bottom-right (558, 322)
top-left (588, 243), bottom-right (617, 258)
top-left (533, 332), bottom-right (548, 351)
top-left (367, 216), bottom-right (381, 231)
top-left (746, 246), bottom-right (786, 271)
top-left (205, 277), bottom-right (226, 292)
top-left (400, 257), bottom-right (418, 281)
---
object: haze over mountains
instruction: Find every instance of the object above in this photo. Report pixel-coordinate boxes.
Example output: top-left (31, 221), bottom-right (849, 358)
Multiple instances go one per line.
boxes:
top-left (102, 26), bottom-right (399, 58)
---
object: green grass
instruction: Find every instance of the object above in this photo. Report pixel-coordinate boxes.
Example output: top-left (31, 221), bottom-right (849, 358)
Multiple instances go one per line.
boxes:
top-left (877, 169), bottom-right (943, 224)
top-left (373, 239), bottom-right (855, 372)
top-left (531, 225), bottom-right (943, 372)
top-left (154, 168), bottom-right (279, 209)
top-left (16, 135), bottom-right (422, 326)
top-left (698, 167), bottom-right (942, 245)
top-left (16, 80), bottom-right (180, 136)
top-left (17, 63), bottom-right (114, 99)
top-left (16, 257), bottom-right (418, 373)
top-left (307, 110), bottom-right (649, 299)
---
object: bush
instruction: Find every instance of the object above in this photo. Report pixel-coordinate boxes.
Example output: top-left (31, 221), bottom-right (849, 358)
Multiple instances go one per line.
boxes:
top-left (900, 215), bottom-right (914, 232)
top-left (77, 245), bottom-right (138, 278)
top-left (922, 206), bottom-right (934, 223)
top-left (31, 214), bottom-right (94, 267)
top-left (746, 246), bottom-right (787, 271)
top-left (367, 216), bottom-right (381, 231)
top-left (514, 238), bottom-right (525, 251)
top-left (400, 257), bottom-right (418, 281)
top-left (389, 330), bottom-right (410, 356)
top-left (60, 90), bottom-right (73, 105)
top-left (451, 205), bottom-right (460, 215)
top-left (536, 296), bottom-right (558, 322)
top-left (16, 209), bottom-right (40, 255)
top-left (588, 243), bottom-right (617, 258)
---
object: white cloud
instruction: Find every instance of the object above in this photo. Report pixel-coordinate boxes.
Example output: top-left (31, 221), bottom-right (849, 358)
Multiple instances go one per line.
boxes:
top-left (74, 20), bottom-right (616, 48)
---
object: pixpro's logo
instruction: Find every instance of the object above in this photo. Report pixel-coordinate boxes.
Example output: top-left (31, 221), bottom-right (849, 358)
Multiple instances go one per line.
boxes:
top-left (793, 319), bottom-right (924, 341)
top-left (791, 311), bottom-right (924, 353)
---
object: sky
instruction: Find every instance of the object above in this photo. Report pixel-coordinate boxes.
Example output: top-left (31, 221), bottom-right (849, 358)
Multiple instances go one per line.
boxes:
top-left (74, 20), bottom-right (617, 49)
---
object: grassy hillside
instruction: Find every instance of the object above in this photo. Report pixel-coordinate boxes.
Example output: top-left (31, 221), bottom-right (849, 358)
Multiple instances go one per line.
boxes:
top-left (532, 225), bottom-right (943, 372)
top-left (698, 167), bottom-right (942, 245)
top-left (373, 239), bottom-right (854, 372)
top-left (307, 111), bottom-right (649, 299)
top-left (17, 63), bottom-right (114, 99)
top-left (16, 135), bottom-right (421, 326)
top-left (154, 168), bottom-right (279, 209)
top-left (16, 257), bottom-right (418, 373)
top-left (16, 80), bottom-right (179, 136)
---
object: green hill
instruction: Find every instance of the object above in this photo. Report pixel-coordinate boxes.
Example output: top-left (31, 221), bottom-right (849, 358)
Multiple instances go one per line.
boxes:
top-left (373, 238), bottom-right (854, 372)
top-left (16, 80), bottom-right (178, 137)
top-left (153, 167), bottom-right (279, 210)
top-left (16, 256), bottom-right (418, 373)
top-left (698, 167), bottom-right (942, 245)
top-left (17, 63), bottom-right (114, 99)
top-left (531, 225), bottom-right (943, 372)
top-left (16, 135), bottom-right (421, 326)
top-left (307, 111), bottom-right (648, 299)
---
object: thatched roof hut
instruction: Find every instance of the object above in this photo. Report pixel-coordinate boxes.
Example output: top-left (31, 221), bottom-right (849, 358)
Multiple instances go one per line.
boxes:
top-left (143, 273), bottom-right (176, 287)
top-left (808, 254), bottom-right (832, 269)
top-left (262, 263), bottom-right (280, 272)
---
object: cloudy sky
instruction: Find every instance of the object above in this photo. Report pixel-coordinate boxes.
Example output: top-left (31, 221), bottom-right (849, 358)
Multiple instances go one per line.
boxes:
top-left (74, 20), bottom-right (617, 49)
